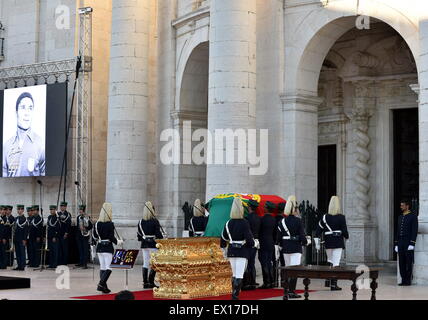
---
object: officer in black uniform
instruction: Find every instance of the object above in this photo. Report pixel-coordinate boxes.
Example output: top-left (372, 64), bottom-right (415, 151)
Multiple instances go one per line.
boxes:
top-left (29, 205), bottom-right (43, 268)
top-left (272, 202), bottom-right (286, 288)
top-left (5, 206), bottom-right (15, 267)
top-left (47, 205), bottom-right (60, 269)
top-left (258, 201), bottom-right (277, 289)
top-left (394, 200), bottom-right (418, 286)
top-left (76, 205), bottom-right (93, 269)
top-left (26, 206), bottom-right (34, 267)
top-left (58, 201), bottom-right (71, 265)
top-left (0, 206), bottom-right (7, 269)
top-left (13, 205), bottom-right (28, 271)
top-left (188, 199), bottom-right (208, 237)
top-left (220, 197), bottom-right (256, 300)
top-left (315, 196), bottom-right (349, 290)
top-left (277, 196), bottom-right (308, 298)
top-left (242, 199), bottom-right (261, 291)
top-left (137, 201), bottom-right (164, 288)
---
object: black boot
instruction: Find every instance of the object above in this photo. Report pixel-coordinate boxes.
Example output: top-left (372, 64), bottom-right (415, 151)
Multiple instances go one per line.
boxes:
top-left (148, 269), bottom-right (158, 288)
top-left (100, 269), bottom-right (112, 294)
top-left (242, 271), bottom-right (251, 291)
top-left (232, 278), bottom-right (243, 300)
top-left (143, 267), bottom-right (150, 289)
top-left (268, 266), bottom-right (275, 288)
top-left (97, 270), bottom-right (105, 292)
top-left (258, 267), bottom-right (270, 289)
top-left (288, 278), bottom-right (301, 299)
top-left (330, 279), bottom-right (342, 291)
top-left (251, 268), bottom-right (259, 288)
top-left (325, 262), bottom-right (332, 287)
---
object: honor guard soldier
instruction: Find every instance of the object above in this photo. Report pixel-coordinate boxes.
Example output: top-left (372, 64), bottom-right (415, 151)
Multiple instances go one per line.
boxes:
top-left (26, 206), bottom-right (34, 266)
top-left (47, 205), bottom-right (61, 269)
top-left (221, 198), bottom-right (256, 300)
top-left (137, 201), bottom-right (164, 289)
top-left (0, 206), bottom-right (7, 269)
top-left (242, 199), bottom-right (261, 291)
top-left (394, 199), bottom-right (418, 286)
top-left (5, 206), bottom-right (15, 267)
top-left (28, 205), bottom-right (43, 268)
top-left (58, 201), bottom-right (71, 265)
top-left (274, 202), bottom-right (287, 287)
top-left (189, 199), bottom-right (208, 237)
top-left (76, 205), bottom-right (93, 269)
top-left (93, 203), bottom-right (123, 294)
top-left (258, 201), bottom-right (277, 289)
top-left (13, 205), bottom-right (28, 271)
top-left (277, 196), bottom-right (308, 299)
top-left (315, 196), bottom-right (349, 290)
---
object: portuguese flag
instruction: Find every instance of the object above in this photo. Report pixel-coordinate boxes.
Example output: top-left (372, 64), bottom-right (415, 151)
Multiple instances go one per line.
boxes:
top-left (204, 193), bottom-right (286, 237)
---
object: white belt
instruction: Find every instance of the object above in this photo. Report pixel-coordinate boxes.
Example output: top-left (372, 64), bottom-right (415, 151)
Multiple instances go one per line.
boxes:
top-left (143, 235), bottom-right (155, 239)
top-left (282, 236), bottom-right (300, 240)
top-left (325, 230), bottom-right (342, 235)
top-left (194, 231), bottom-right (204, 236)
top-left (230, 240), bottom-right (246, 245)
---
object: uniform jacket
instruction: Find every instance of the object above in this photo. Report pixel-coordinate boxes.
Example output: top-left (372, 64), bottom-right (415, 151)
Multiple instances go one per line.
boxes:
top-left (316, 214), bottom-right (349, 249)
top-left (277, 215), bottom-right (307, 254)
top-left (220, 219), bottom-right (255, 258)
top-left (93, 221), bottom-right (118, 254)
top-left (189, 216), bottom-right (208, 237)
top-left (0, 217), bottom-right (6, 240)
top-left (76, 214), bottom-right (93, 239)
top-left (47, 215), bottom-right (61, 240)
top-left (246, 212), bottom-right (261, 239)
top-left (395, 212), bottom-right (418, 252)
top-left (137, 219), bottom-right (164, 248)
top-left (58, 211), bottom-right (71, 236)
top-left (29, 214), bottom-right (43, 240)
top-left (14, 215), bottom-right (29, 242)
top-left (258, 214), bottom-right (277, 251)
top-left (5, 215), bottom-right (15, 239)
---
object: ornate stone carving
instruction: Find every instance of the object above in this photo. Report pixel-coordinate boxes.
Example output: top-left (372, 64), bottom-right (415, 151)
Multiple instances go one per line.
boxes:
top-left (352, 51), bottom-right (379, 69)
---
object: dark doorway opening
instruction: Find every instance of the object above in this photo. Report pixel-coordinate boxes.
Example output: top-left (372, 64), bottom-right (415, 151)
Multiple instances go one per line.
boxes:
top-left (318, 145), bottom-right (337, 214)
top-left (393, 108), bottom-right (419, 260)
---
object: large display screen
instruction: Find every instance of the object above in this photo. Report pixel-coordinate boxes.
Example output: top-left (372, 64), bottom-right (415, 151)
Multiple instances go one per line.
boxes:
top-left (0, 83), bottom-right (67, 177)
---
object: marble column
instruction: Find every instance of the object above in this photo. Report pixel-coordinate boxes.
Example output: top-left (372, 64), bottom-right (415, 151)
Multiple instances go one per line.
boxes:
top-left (206, 0), bottom-right (257, 200)
top-left (346, 80), bottom-right (377, 263)
top-left (106, 0), bottom-right (151, 241)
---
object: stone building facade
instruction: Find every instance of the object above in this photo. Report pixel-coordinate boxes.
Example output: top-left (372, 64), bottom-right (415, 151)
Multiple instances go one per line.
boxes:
top-left (1, 0), bottom-right (428, 283)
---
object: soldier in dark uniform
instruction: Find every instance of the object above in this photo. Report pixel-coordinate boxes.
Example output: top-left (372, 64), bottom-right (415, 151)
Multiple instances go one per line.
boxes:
top-left (47, 205), bottom-right (60, 269)
top-left (28, 205), bottom-right (43, 268)
top-left (242, 199), bottom-right (261, 291)
top-left (315, 196), bottom-right (349, 290)
top-left (189, 199), bottom-right (208, 237)
top-left (258, 201), bottom-right (277, 289)
top-left (13, 205), bottom-right (28, 271)
top-left (137, 201), bottom-right (164, 289)
top-left (0, 206), bottom-right (7, 269)
top-left (5, 206), bottom-right (15, 267)
top-left (26, 206), bottom-right (34, 266)
top-left (58, 201), bottom-right (71, 265)
top-left (277, 196), bottom-right (308, 298)
top-left (221, 197), bottom-right (256, 300)
top-left (76, 205), bottom-right (93, 269)
top-left (272, 202), bottom-right (286, 288)
top-left (92, 203), bottom-right (123, 294)
top-left (394, 200), bottom-right (418, 286)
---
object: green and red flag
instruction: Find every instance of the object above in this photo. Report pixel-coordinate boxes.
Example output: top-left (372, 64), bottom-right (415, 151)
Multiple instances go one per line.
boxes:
top-left (204, 193), bottom-right (286, 237)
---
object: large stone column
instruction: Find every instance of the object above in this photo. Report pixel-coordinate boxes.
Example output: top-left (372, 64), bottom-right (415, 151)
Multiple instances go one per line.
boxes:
top-left (414, 17), bottom-right (428, 284)
top-left (106, 0), bottom-right (150, 242)
top-left (206, 0), bottom-right (257, 199)
top-left (346, 80), bottom-right (377, 263)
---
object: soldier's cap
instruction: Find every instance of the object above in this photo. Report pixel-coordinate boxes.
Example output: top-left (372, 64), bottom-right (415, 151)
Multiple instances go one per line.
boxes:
top-left (33, 205), bottom-right (40, 210)
top-left (49, 205), bottom-right (57, 210)
top-left (264, 201), bottom-right (276, 210)
top-left (16, 205), bottom-right (25, 209)
top-left (248, 199), bottom-right (259, 209)
top-left (60, 201), bottom-right (68, 207)
top-left (26, 207), bottom-right (32, 212)
top-left (0, 205), bottom-right (5, 209)
top-left (7, 206), bottom-right (13, 210)
top-left (277, 202), bottom-right (286, 212)
top-left (79, 205), bottom-right (86, 210)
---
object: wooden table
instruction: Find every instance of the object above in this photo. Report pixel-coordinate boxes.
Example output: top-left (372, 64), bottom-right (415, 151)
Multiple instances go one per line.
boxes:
top-left (280, 265), bottom-right (381, 300)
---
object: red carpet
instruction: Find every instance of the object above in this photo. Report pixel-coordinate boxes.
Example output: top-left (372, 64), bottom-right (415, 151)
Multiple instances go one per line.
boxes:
top-left (72, 288), bottom-right (311, 300)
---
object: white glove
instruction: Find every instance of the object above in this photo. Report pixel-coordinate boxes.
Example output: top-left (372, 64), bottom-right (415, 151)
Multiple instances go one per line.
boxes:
top-left (314, 238), bottom-right (320, 251)
top-left (394, 246), bottom-right (398, 253)
top-left (254, 239), bottom-right (260, 249)
top-left (274, 245), bottom-right (281, 260)
top-left (116, 239), bottom-right (124, 246)
top-left (305, 236), bottom-right (312, 246)
top-left (408, 245), bottom-right (415, 251)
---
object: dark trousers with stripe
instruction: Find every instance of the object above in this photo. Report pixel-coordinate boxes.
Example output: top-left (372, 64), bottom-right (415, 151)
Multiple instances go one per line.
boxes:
top-left (76, 237), bottom-right (89, 266)
top-left (14, 240), bottom-right (26, 269)
top-left (0, 241), bottom-right (7, 269)
top-left (398, 250), bottom-right (414, 284)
